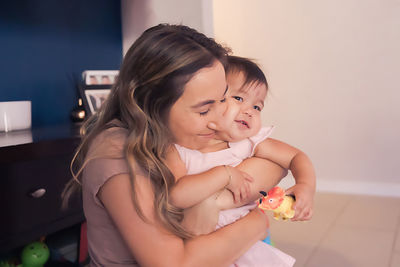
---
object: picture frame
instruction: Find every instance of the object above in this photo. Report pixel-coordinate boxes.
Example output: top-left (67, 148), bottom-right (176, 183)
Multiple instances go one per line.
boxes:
top-left (79, 84), bottom-right (112, 115)
top-left (78, 70), bottom-right (118, 116)
top-left (82, 70), bottom-right (119, 85)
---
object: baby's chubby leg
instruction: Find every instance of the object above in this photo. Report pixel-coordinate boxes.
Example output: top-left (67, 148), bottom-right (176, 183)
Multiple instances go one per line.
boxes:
top-left (217, 158), bottom-right (287, 210)
top-left (236, 157), bottom-right (287, 202)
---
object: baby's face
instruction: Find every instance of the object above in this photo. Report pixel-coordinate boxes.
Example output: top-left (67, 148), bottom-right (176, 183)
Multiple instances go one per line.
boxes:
top-left (216, 72), bottom-right (267, 142)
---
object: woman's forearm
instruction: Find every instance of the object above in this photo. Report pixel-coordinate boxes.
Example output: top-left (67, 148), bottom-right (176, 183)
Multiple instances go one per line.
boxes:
top-left (100, 173), bottom-right (268, 267)
top-left (183, 208), bottom-right (268, 267)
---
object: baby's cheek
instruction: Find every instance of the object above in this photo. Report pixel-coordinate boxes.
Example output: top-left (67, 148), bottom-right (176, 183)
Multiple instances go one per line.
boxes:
top-left (224, 101), bottom-right (241, 120)
top-left (252, 116), bottom-right (262, 133)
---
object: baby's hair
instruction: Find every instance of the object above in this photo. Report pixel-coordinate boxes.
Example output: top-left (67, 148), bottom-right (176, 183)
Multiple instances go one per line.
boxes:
top-left (227, 55), bottom-right (268, 92)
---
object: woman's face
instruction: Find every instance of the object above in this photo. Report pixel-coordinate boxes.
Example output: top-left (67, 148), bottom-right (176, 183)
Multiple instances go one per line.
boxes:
top-left (168, 60), bottom-right (228, 150)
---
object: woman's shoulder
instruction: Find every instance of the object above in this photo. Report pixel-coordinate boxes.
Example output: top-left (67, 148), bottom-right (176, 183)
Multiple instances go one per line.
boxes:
top-left (84, 120), bottom-right (146, 177)
top-left (87, 122), bottom-right (129, 160)
top-left (82, 122), bottom-right (139, 205)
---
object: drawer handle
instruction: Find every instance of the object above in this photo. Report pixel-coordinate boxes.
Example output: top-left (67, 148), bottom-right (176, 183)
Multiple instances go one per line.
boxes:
top-left (29, 188), bottom-right (46, 198)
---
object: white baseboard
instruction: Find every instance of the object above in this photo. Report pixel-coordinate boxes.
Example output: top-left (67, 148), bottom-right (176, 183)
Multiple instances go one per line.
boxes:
top-left (277, 177), bottom-right (400, 198)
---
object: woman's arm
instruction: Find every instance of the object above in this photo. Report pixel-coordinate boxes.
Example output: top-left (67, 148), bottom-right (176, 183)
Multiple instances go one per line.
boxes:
top-left (98, 173), bottom-right (269, 267)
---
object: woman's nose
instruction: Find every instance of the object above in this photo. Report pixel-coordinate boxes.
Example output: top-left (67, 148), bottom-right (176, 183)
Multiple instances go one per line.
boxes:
top-left (207, 99), bottom-right (229, 131)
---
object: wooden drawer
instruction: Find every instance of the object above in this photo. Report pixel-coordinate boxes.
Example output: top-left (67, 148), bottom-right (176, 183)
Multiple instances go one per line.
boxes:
top-left (0, 137), bottom-right (84, 253)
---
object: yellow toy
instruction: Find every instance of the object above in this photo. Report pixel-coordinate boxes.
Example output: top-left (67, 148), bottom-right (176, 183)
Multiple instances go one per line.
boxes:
top-left (258, 186), bottom-right (295, 221)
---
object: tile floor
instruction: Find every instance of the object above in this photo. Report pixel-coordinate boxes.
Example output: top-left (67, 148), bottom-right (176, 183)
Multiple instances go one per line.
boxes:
top-left (269, 192), bottom-right (400, 267)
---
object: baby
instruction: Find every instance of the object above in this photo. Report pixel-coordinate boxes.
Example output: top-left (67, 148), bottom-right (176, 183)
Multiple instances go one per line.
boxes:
top-left (170, 56), bottom-right (316, 267)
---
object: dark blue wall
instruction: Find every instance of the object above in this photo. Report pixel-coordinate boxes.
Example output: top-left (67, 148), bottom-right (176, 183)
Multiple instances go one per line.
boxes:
top-left (0, 0), bottom-right (122, 127)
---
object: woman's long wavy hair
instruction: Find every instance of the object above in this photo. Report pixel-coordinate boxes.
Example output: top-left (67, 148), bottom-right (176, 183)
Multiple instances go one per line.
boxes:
top-left (63, 24), bottom-right (229, 239)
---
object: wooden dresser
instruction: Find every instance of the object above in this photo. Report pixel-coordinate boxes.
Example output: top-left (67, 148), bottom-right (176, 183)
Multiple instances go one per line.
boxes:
top-left (0, 124), bottom-right (84, 253)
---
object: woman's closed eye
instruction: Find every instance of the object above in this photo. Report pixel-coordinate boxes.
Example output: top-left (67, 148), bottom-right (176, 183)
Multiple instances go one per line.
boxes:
top-left (199, 109), bottom-right (210, 116)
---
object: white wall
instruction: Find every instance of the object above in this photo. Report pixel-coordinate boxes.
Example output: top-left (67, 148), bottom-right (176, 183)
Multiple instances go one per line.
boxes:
top-left (120, 0), bottom-right (400, 197)
top-left (121, 0), bottom-right (213, 55)
top-left (214, 0), bottom-right (400, 196)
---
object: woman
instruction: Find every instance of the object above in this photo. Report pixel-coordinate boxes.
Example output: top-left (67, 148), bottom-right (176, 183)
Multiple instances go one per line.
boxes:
top-left (64, 24), bottom-right (285, 266)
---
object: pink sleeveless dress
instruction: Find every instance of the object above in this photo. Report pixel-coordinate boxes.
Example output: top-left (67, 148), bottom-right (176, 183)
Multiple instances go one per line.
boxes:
top-left (175, 126), bottom-right (295, 267)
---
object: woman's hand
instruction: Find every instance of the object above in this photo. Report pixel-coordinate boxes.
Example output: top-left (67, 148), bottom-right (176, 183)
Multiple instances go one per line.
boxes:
top-left (249, 207), bottom-right (270, 241)
top-left (285, 183), bottom-right (315, 221)
top-left (224, 165), bottom-right (254, 204)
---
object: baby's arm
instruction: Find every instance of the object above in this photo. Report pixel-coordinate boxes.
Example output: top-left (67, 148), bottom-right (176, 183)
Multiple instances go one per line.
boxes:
top-left (180, 157), bottom-right (286, 235)
top-left (170, 164), bottom-right (253, 210)
top-left (254, 138), bottom-right (316, 221)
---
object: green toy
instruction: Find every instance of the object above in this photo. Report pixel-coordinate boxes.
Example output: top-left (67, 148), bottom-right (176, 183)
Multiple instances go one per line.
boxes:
top-left (0, 261), bottom-right (16, 267)
top-left (18, 242), bottom-right (49, 267)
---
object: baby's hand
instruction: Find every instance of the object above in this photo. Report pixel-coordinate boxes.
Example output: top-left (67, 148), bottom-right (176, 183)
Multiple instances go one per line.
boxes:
top-left (224, 166), bottom-right (254, 203)
top-left (285, 183), bottom-right (315, 221)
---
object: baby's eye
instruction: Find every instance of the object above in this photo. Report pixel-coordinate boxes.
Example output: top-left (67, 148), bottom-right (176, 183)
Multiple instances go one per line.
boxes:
top-left (254, 105), bottom-right (262, 111)
top-left (233, 96), bottom-right (243, 102)
top-left (199, 109), bottom-right (209, 116)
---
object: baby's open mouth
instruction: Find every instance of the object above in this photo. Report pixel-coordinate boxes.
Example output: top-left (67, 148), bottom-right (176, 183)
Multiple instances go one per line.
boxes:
top-left (235, 120), bottom-right (249, 128)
